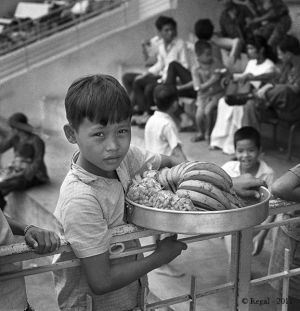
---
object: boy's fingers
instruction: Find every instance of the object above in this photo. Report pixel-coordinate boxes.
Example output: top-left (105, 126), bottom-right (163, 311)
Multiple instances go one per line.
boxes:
top-left (171, 234), bottom-right (178, 240)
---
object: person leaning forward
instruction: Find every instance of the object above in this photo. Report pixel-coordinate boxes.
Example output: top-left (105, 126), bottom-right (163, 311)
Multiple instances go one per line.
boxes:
top-left (0, 113), bottom-right (49, 210)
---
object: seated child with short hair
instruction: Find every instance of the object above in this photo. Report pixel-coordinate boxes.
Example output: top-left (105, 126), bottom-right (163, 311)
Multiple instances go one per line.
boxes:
top-left (145, 84), bottom-right (187, 162)
top-left (53, 74), bottom-right (187, 311)
top-left (191, 40), bottom-right (225, 142)
top-left (222, 126), bottom-right (275, 257)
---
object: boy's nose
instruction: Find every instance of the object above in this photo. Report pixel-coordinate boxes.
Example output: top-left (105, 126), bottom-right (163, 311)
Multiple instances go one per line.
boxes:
top-left (106, 137), bottom-right (119, 151)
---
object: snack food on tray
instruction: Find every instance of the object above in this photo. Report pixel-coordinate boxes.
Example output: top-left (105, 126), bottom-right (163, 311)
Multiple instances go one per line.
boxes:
top-left (127, 161), bottom-right (244, 211)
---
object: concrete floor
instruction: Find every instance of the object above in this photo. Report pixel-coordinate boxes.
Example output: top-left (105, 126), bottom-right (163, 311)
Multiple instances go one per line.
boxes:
top-left (20, 124), bottom-right (299, 310)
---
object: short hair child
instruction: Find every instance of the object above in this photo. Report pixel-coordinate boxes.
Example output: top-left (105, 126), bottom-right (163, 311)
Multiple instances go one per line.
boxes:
top-left (191, 40), bottom-right (224, 142)
top-left (194, 19), bottom-right (214, 41)
top-left (155, 15), bottom-right (177, 31)
top-left (54, 74), bottom-right (186, 311)
top-left (234, 126), bottom-right (260, 150)
top-left (153, 84), bottom-right (178, 111)
top-left (65, 75), bottom-right (132, 130)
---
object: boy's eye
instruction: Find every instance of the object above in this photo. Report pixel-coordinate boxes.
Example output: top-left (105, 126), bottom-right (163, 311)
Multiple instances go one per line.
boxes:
top-left (94, 132), bottom-right (104, 137)
top-left (118, 129), bottom-right (129, 134)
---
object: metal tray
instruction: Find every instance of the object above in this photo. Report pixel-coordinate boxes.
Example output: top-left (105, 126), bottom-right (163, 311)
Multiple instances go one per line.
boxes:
top-left (126, 187), bottom-right (270, 235)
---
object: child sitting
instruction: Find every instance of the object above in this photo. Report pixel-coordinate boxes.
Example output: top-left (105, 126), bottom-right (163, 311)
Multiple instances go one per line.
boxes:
top-left (145, 84), bottom-right (187, 162)
top-left (222, 126), bottom-right (275, 257)
top-left (191, 40), bottom-right (225, 142)
top-left (53, 74), bottom-right (187, 310)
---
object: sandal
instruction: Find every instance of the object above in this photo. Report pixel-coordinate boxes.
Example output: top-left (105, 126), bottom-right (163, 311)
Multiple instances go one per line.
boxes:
top-left (191, 134), bottom-right (204, 142)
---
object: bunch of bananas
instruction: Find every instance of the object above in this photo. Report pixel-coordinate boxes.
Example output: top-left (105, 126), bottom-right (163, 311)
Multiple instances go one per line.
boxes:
top-left (127, 161), bottom-right (244, 211)
top-left (158, 161), bottom-right (244, 211)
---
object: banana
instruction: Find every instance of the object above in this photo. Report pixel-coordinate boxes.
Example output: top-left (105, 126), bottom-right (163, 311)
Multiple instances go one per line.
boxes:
top-left (179, 169), bottom-right (232, 192)
top-left (170, 164), bottom-right (182, 187)
top-left (178, 180), bottom-right (232, 210)
top-left (166, 168), bottom-right (177, 193)
top-left (223, 190), bottom-right (245, 208)
top-left (176, 189), bottom-right (226, 211)
top-left (158, 168), bottom-right (171, 190)
top-left (181, 161), bottom-right (232, 188)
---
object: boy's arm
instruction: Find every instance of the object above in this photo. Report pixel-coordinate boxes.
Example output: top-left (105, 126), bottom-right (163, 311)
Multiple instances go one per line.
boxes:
top-left (271, 167), bottom-right (300, 202)
top-left (159, 154), bottom-right (182, 168)
top-left (171, 145), bottom-right (187, 162)
top-left (6, 216), bottom-right (60, 253)
top-left (81, 236), bottom-right (186, 295)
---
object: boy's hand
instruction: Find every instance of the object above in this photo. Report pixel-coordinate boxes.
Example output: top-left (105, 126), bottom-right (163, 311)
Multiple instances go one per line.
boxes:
top-left (25, 226), bottom-right (61, 254)
top-left (155, 235), bottom-right (187, 265)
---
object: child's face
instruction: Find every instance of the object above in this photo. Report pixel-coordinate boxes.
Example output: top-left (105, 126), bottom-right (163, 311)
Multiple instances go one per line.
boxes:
top-left (246, 44), bottom-right (258, 60)
top-left (235, 139), bottom-right (260, 171)
top-left (69, 118), bottom-right (131, 176)
top-left (196, 48), bottom-right (213, 65)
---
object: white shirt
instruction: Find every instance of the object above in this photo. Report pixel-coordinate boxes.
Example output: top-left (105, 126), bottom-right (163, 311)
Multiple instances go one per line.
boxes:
top-left (234, 58), bottom-right (276, 89)
top-left (145, 111), bottom-right (182, 156)
top-left (148, 37), bottom-right (189, 82)
top-left (222, 159), bottom-right (275, 187)
top-left (0, 212), bottom-right (27, 311)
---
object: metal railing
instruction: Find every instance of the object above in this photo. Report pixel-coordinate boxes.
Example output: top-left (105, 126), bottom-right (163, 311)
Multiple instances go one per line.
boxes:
top-left (1, 198), bottom-right (300, 310)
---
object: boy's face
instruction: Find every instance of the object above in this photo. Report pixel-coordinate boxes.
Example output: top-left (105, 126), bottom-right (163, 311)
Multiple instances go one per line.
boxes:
top-left (246, 44), bottom-right (258, 60)
top-left (235, 139), bottom-right (260, 171)
top-left (197, 48), bottom-right (213, 65)
top-left (277, 47), bottom-right (291, 64)
top-left (159, 24), bottom-right (176, 44)
top-left (66, 118), bottom-right (131, 177)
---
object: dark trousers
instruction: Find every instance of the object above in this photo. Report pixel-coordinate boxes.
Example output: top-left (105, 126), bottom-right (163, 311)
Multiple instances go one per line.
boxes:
top-left (122, 72), bottom-right (140, 99)
top-left (165, 61), bottom-right (197, 98)
top-left (132, 73), bottom-right (159, 114)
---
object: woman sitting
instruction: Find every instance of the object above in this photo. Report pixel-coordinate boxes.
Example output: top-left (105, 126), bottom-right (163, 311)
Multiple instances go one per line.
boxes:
top-left (210, 36), bottom-right (277, 154)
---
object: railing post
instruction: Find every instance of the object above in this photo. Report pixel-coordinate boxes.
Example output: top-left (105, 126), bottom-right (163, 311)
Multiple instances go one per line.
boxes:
top-left (281, 248), bottom-right (290, 311)
top-left (233, 228), bottom-right (253, 311)
top-left (189, 275), bottom-right (197, 311)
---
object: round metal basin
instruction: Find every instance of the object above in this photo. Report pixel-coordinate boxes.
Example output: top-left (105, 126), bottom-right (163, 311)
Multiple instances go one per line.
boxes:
top-left (126, 187), bottom-right (270, 235)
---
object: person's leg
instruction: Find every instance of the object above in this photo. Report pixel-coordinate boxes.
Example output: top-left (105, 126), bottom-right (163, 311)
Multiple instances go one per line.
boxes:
top-left (122, 72), bottom-right (139, 97)
top-left (268, 16), bottom-right (292, 48)
top-left (204, 95), bottom-right (222, 140)
top-left (242, 99), bottom-right (262, 131)
top-left (132, 74), bottom-right (157, 114)
top-left (144, 80), bottom-right (158, 114)
top-left (192, 99), bottom-right (205, 142)
top-left (165, 61), bottom-right (192, 85)
top-left (288, 239), bottom-right (300, 310)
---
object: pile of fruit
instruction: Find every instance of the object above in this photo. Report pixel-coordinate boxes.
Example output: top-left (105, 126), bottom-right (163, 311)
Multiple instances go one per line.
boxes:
top-left (127, 161), bottom-right (244, 211)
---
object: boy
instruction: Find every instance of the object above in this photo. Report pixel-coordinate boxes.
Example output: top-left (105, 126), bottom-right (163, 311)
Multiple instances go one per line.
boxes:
top-left (53, 75), bottom-right (187, 311)
top-left (191, 40), bottom-right (225, 142)
top-left (145, 84), bottom-right (187, 162)
top-left (222, 126), bottom-right (275, 256)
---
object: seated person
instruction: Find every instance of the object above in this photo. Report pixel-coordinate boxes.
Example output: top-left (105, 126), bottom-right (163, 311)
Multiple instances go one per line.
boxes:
top-left (131, 15), bottom-right (189, 122)
top-left (245, 0), bottom-right (291, 48)
top-left (191, 40), bottom-right (225, 142)
top-left (0, 113), bottom-right (49, 210)
top-left (244, 35), bottom-right (300, 129)
top-left (0, 209), bottom-right (60, 311)
top-left (210, 35), bottom-right (276, 154)
top-left (122, 35), bottom-right (161, 110)
top-left (222, 126), bottom-right (275, 262)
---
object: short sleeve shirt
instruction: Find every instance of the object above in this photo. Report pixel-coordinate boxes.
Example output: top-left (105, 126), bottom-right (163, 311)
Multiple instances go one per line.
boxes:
top-left (0, 212), bottom-right (27, 311)
top-left (281, 164), bottom-right (300, 241)
top-left (222, 159), bottom-right (275, 187)
top-left (53, 146), bottom-right (161, 311)
top-left (144, 111), bottom-right (182, 156)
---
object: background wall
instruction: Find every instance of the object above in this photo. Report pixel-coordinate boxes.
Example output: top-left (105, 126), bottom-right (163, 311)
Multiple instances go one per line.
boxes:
top-left (0, 0), bottom-right (45, 18)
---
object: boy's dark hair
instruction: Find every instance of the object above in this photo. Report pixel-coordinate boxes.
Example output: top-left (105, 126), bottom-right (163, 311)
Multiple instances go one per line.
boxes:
top-left (155, 15), bottom-right (177, 31)
top-left (246, 35), bottom-right (277, 62)
top-left (234, 126), bottom-right (261, 149)
top-left (153, 84), bottom-right (178, 112)
top-left (194, 19), bottom-right (214, 40)
top-left (278, 35), bottom-right (300, 55)
top-left (195, 40), bottom-right (212, 56)
top-left (65, 75), bottom-right (132, 130)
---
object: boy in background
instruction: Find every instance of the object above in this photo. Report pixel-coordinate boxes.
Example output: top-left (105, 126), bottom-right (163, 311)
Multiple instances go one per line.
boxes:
top-left (222, 126), bottom-right (275, 256)
top-left (53, 75), bottom-right (187, 311)
top-left (191, 40), bottom-right (225, 142)
top-left (145, 84), bottom-right (187, 162)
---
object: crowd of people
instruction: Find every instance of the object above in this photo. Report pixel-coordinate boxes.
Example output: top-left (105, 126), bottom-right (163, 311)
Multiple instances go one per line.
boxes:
top-left (1, 0), bottom-right (300, 310)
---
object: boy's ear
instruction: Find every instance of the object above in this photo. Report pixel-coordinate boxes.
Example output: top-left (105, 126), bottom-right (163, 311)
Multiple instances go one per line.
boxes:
top-left (63, 124), bottom-right (77, 144)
